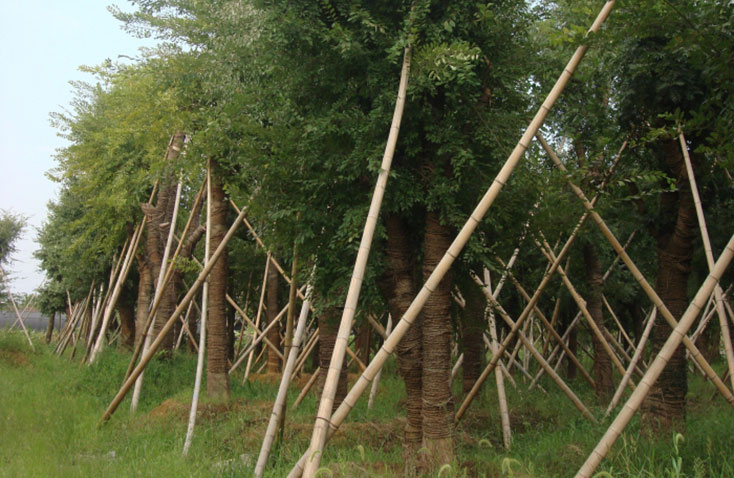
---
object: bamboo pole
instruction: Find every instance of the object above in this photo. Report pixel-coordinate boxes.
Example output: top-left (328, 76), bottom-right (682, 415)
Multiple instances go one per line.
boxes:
top-left (99, 196), bottom-right (253, 425)
top-left (576, 234), bottom-right (734, 477)
top-left (230, 296), bottom-right (285, 363)
top-left (182, 164), bottom-right (212, 456)
top-left (302, 47), bottom-right (412, 477)
top-left (529, 313), bottom-right (582, 391)
top-left (602, 295), bottom-right (635, 352)
top-left (255, 281), bottom-right (314, 477)
top-left (475, 274), bottom-right (597, 423)
top-left (293, 330), bottom-right (319, 377)
top-left (130, 179), bottom-right (184, 412)
top-left (234, 273), bottom-right (254, 357)
top-left (605, 308), bottom-right (657, 417)
top-left (536, 237), bottom-right (631, 382)
top-left (0, 265), bottom-right (34, 350)
top-left (228, 295), bottom-right (292, 375)
top-left (289, 6), bottom-right (617, 473)
top-left (538, 133), bottom-right (734, 404)
top-left (244, 254), bottom-right (271, 381)
top-left (284, 246), bottom-right (299, 363)
top-left (293, 368), bottom-right (321, 410)
top-left (484, 269), bottom-right (512, 449)
top-left (497, 256), bottom-right (595, 387)
top-left (679, 130), bottom-right (734, 391)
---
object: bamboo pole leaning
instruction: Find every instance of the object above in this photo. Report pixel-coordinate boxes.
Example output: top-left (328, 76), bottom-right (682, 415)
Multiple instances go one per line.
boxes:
top-left (537, 133), bottom-right (734, 405)
top-left (244, 254), bottom-right (271, 381)
top-left (288, 6), bottom-right (617, 474)
top-left (302, 46), bottom-right (412, 478)
top-left (254, 281), bottom-right (314, 478)
top-left (367, 315), bottom-right (392, 410)
top-left (182, 164), bottom-right (213, 456)
top-left (99, 195), bottom-right (254, 425)
top-left (576, 234), bottom-right (734, 478)
top-left (679, 130), bottom-right (734, 392)
top-left (0, 265), bottom-right (34, 350)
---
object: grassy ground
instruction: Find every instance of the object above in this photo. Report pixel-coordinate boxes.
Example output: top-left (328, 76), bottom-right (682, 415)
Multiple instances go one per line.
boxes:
top-left (1, 329), bottom-right (732, 477)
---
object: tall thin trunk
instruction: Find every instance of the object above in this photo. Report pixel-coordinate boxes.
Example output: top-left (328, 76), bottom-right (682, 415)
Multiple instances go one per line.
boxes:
top-left (117, 289), bottom-right (136, 350)
top-left (583, 243), bottom-right (614, 399)
top-left (206, 163), bottom-right (230, 400)
top-left (266, 257), bottom-right (281, 374)
top-left (642, 139), bottom-right (697, 432)
top-left (355, 320), bottom-right (371, 366)
top-left (421, 210), bottom-right (455, 471)
top-left (45, 312), bottom-right (55, 344)
top-left (135, 257), bottom-right (153, 349)
top-left (377, 213), bottom-right (422, 477)
top-left (460, 280), bottom-right (484, 396)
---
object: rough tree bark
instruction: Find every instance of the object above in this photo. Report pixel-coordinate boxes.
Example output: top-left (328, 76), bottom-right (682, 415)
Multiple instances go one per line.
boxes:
top-left (377, 213), bottom-right (422, 477)
top-left (117, 287), bottom-right (136, 350)
top-left (266, 256), bottom-right (281, 374)
top-left (421, 210), bottom-right (455, 471)
top-left (642, 139), bottom-right (697, 432)
top-left (134, 256), bottom-right (153, 349)
top-left (316, 307), bottom-right (347, 410)
top-left (206, 162), bottom-right (231, 400)
top-left (460, 279), bottom-right (485, 396)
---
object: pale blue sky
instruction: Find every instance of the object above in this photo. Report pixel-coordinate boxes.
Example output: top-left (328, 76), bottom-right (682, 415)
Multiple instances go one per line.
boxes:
top-left (0, 1), bottom-right (155, 294)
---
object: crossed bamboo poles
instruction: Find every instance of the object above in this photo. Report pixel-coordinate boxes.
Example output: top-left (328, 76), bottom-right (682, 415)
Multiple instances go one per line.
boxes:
top-left (81, 2), bottom-right (733, 476)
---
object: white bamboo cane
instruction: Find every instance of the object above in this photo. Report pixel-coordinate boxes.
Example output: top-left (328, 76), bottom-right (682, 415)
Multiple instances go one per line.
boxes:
top-left (255, 281), bottom-right (314, 477)
top-left (245, 254), bottom-right (271, 381)
top-left (679, 130), bottom-right (734, 391)
top-left (130, 180), bottom-right (183, 412)
top-left (576, 234), bottom-right (734, 477)
top-left (302, 46), bottom-right (412, 477)
top-left (288, 6), bottom-right (617, 474)
top-left (182, 165), bottom-right (212, 456)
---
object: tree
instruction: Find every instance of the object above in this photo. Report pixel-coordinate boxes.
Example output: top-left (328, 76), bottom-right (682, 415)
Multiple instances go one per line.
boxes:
top-left (0, 210), bottom-right (26, 306)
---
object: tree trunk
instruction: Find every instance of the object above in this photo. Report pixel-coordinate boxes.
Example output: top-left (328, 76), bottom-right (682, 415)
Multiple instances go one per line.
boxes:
top-left (583, 243), bottom-right (614, 399)
top-left (421, 210), bottom-right (455, 471)
top-left (460, 280), bottom-right (484, 396)
top-left (134, 257), bottom-right (153, 349)
top-left (355, 320), bottom-right (371, 367)
top-left (377, 213), bottom-right (422, 477)
top-left (642, 139), bottom-right (697, 432)
top-left (316, 307), bottom-right (347, 411)
top-left (206, 163), bottom-right (231, 400)
top-left (45, 312), bottom-right (55, 344)
top-left (266, 257), bottom-right (281, 374)
top-left (117, 289), bottom-right (136, 350)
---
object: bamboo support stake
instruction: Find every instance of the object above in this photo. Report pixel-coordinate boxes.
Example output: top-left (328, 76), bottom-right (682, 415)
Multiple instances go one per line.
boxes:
top-left (182, 164), bottom-right (212, 456)
top-left (245, 254), bottom-right (271, 380)
top-left (230, 296), bottom-right (285, 362)
top-left (284, 246), bottom-right (299, 363)
top-left (576, 234), bottom-right (734, 478)
top-left (605, 308), bottom-right (657, 417)
top-left (368, 315), bottom-right (392, 410)
top-left (302, 46), bottom-right (412, 478)
top-left (497, 256), bottom-right (595, 388)
top-left (484, 269), bottom-right (512, 449)
top-left (293, 368), bottom-right (321, 410)
top-left (99, 197), bottom-right (252, 425)
top-left (538, 133), bottom-right (734, 404)
top-left (476, 274), bottom-right (597, 422)
top-left (228, 296), bottom-right (292, 375)
top-left (0, 265), bottom-right (34, 350)
top-left (130, 179), bottom-right (184, 412)
top-left (536, 238), bottom-right (631, 382)
top-left (602, 295), bottom-right (635, 352)
top-left (529, 313), bottom-right (582, 391)
top-left (289, 6), bottom-right (617, 473)
top-left (255, 281), bottom-right (314, 477)
top-left (293, 331), bottom-right (319, 377)
top-left (679, 130), bottom-right (734, 391)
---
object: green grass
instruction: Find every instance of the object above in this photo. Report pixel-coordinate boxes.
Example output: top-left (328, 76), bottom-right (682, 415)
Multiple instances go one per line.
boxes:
top-left (1, 329), bottom-right (733, 477)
